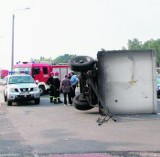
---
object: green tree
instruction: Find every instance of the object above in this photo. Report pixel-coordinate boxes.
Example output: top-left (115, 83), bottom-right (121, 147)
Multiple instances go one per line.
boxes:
top-left (126, 38), bottom-right (160, 66)
top-left (143, 39), bottom-right (160, 65)
top-left (127, 38), bottom-right (143, 50)
top-left (31, 54), bottom-right (76, 64)
top-left (53, 54), bottom-right (77, 63)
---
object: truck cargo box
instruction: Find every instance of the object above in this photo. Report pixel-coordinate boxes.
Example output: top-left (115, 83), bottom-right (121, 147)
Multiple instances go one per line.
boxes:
top-left (97, 50), bottom-right (157, 114)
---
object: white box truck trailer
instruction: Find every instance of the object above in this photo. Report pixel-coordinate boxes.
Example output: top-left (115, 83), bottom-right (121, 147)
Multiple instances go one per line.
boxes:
top-left (69, 50), bottom-right (157, 117)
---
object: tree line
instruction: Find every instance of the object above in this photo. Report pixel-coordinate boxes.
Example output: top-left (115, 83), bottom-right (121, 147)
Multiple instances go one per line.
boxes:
top-left (32, 38), bottom-right (160, 66)
top-left (124, 38), bottom-right (160, 66)
top-left (31, 54), bottom-right (77, 64)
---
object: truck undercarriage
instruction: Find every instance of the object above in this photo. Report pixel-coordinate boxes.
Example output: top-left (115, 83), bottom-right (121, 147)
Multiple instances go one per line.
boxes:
top-left (69, 55), bottom-right (116, 125)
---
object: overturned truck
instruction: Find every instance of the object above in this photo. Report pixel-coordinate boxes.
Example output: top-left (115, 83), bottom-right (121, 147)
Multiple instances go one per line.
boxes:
top-left (69, 50), bottom-right (157, 117)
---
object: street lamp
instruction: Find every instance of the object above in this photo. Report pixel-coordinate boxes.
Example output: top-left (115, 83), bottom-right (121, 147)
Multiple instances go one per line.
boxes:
top-left (11, 7), bottom-right (30, 70)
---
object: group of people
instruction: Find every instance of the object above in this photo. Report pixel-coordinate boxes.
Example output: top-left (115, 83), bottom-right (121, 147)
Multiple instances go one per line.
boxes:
top-left (47, 71), bottom-right (79, 106)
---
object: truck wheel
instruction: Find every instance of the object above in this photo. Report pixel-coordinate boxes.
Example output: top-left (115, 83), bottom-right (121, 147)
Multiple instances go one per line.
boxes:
top-left (7, 100), bottom-right (12, 106)
top-left (69, 56), bottom-right (95, 72)
top-left (73, 94), bottom-right (94, 110)
top-left (39, 85), bottom-right (45, 96)
top-left (34, 98), bottom-right (40, 104)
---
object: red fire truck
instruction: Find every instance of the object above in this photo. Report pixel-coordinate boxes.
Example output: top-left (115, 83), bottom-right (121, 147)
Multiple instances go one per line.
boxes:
top-left (0, 69), bottom-right (9, 79)
top-left (13, 62), bottom-right (71, 95)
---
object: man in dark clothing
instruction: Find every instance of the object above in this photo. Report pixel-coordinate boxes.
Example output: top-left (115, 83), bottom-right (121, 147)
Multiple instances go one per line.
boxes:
top-left (60, 74), bottom-right (72, 106)
top-left (47, 72), bottom-right (55, 103)
top-left (52, 71), bottom-right (63, 104)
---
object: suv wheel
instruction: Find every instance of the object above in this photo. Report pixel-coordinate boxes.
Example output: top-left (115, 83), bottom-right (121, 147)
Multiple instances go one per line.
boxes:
top-left (35, 98), bottom-right (40, 104)
top-left (7, 100), bottom-right (12, 106)
top-left (4, 95), bottom-right (7, 102)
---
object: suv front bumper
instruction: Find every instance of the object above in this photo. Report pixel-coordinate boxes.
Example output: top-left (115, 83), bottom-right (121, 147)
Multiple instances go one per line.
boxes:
top-left (7, 91), bottom-right (40, 102)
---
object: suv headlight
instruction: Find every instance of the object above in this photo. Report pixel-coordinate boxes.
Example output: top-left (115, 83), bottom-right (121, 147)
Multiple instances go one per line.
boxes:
top-left (33, 87), bottom-right (39, 92)
top-left (9, 88), bottom-right (15, 92)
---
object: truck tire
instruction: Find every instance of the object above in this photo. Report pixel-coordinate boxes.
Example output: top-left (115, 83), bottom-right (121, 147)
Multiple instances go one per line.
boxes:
top-left (69, 56), bottom-right (95, 72)
top-left (39, 85), bottom-right (45, 96)
top-left (73, 94), bottom-right (94, 110)
top-left (34, 98), bottom-right (40, 104)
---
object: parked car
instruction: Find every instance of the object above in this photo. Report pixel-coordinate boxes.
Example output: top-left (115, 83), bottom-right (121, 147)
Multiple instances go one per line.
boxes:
top-left (3, 74), bottom-right (40, 106)
top-left (156, 75), bottom-right (160, 98)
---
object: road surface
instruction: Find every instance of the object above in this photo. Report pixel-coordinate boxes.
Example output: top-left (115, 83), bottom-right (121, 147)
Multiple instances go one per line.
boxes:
top-left (0, 84), bottom-right (160, 157)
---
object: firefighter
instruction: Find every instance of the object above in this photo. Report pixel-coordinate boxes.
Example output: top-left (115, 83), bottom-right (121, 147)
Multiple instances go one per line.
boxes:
top-left (52, 71), bottom-right (63, 104)
top-left (47, 72), bottom-right (55, 103)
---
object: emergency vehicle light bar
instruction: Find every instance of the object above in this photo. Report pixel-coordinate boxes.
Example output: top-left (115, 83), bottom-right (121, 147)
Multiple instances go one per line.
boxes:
top-left (9, 71), bottom-right (15, 75)
top-left (9, 71), bottom-right (29, 75)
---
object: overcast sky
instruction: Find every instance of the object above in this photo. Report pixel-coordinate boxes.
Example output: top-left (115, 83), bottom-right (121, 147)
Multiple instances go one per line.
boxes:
top-left (0, 0), bottom-right (160, 70)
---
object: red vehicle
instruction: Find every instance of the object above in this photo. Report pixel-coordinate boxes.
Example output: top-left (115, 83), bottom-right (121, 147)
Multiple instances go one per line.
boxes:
top-left (0, 69), bottom-right (9, 79)
top-left (13, 62), bottom-right (71, 95)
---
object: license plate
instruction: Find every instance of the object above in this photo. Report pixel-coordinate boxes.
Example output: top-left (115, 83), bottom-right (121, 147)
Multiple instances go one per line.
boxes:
top-left (20, 92), bottom-right (29, 95)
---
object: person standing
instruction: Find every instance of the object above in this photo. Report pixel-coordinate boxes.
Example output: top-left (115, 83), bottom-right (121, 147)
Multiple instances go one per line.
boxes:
top-left (52, 71), bottom-right (63, 104)
top-left (69, 71), bottom-right (79, 99)
top-left (60, 74), bottom-right (72, 106)
top-left (47, 72), bottom-right (55, 103)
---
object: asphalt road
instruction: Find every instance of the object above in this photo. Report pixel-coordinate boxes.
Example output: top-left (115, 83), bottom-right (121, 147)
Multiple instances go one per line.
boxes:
top-left (1, 84), bottom-right (160, 157)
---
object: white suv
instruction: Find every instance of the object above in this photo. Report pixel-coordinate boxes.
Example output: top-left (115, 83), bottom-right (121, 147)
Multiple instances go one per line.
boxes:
top-left (3, 74), bottom-right (40, 106)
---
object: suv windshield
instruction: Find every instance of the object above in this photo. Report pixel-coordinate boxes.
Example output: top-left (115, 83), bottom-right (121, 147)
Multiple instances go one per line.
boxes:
top-left (9, 76), bottom-right (34, 84)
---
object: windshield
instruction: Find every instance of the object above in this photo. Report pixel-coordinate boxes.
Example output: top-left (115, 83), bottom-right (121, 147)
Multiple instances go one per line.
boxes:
top-left (9, 76), bottom-right (34, 84)
top-left (14, 67), bottom-right (31, 74)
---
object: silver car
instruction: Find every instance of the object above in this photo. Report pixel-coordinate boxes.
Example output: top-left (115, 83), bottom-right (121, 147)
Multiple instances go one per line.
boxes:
top-left (156, 75), bottom-right (160, 98)
top-left (3, 74), bottom-right (40, 106)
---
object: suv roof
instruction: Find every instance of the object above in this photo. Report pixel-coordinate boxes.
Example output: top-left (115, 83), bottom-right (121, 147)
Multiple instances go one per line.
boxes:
top-left (7, 73), bottom-right (30, 77)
